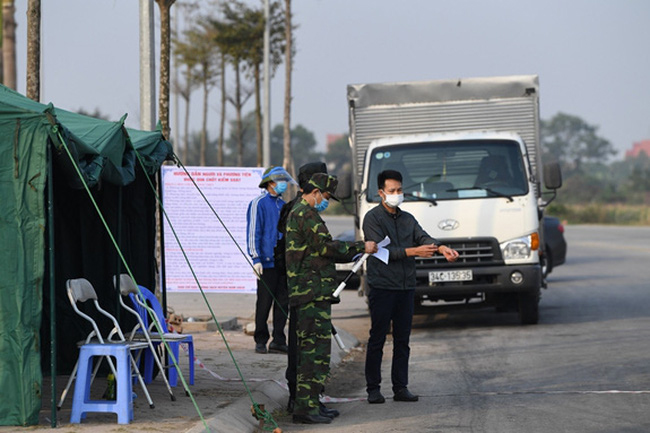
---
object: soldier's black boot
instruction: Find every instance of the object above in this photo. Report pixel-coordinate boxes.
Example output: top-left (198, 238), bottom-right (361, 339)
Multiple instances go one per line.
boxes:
top-left (319, 402), bottom-right (339, 418)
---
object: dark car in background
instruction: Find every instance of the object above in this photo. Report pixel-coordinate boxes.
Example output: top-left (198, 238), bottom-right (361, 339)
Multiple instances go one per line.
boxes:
top-left (334, 229), bottom-right (361, 291)
top-left (542, 215), bottom-right (567, 277)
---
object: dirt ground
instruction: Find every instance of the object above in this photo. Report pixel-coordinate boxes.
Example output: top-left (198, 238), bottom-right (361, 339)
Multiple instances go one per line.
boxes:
top-left (4, 328), bottom-right (290, 433)
top-left (3, 291), bottom-right (373, 433)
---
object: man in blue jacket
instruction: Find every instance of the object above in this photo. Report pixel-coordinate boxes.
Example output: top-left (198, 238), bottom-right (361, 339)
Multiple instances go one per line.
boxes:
top-left (363, 169), bottom-right (459, 403)
top-left (247, 166), bottom-right (296, 354)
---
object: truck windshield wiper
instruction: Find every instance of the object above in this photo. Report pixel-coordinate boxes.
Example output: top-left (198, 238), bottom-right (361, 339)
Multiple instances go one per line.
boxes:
top-left (404, 192), bottom-right (437, 206)
top-left (448, 187), bottom-right (514, 202)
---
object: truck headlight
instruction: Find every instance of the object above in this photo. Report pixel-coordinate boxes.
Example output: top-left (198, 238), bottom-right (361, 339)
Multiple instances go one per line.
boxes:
top-left (501, 233), bottom-right (539, 260)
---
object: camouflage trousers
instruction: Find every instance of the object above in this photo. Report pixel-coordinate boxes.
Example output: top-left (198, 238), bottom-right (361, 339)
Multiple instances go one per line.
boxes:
top-left (294, 299), bottom-right (332, 416)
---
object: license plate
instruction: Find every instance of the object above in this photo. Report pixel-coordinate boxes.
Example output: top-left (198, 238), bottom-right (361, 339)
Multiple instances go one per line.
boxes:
top-left (429, 270), bottom-right (473, 284)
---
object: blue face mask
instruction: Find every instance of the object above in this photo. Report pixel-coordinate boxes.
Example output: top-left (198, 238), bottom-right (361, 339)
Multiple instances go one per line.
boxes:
top-left (273, 181), bottom-right (287, 195)
top-left (315, 191), bottom-right (329, 212)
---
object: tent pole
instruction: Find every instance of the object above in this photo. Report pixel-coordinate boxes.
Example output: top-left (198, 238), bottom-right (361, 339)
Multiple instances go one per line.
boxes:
top-left (116, 185), bottom-right (123, 321)
top-left (158, 168), bottom-right (168, 316)
top-left (47, 143), bottom-right (57, 428)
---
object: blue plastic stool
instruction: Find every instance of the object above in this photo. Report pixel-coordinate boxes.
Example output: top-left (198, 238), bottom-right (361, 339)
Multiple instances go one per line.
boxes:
top-left (70, 343), bottom-right (134, 424)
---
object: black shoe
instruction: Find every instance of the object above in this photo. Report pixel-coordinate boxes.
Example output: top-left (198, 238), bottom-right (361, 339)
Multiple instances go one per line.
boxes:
top-left (319, 402), bottom-right (340, 418)
top-left (319, 407), bottom-right (340, 418)
top-left (367, 390), bottom-right (385, 404)
top-left (268, 341), bottom-right (288, 353)
top-left (255, 343), bottom-right (267, 354)
top-left (292, 413), bottom-right (332, 424)
top-left (393, 388), bottom-right (419, 402)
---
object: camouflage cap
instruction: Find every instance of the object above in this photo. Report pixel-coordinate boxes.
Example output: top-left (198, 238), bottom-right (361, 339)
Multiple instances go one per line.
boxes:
top-left (308, 173), bottom-right (339, 201)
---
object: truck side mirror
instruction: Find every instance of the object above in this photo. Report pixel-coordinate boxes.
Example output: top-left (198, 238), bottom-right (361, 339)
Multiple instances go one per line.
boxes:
top-left (336, 171), bottom-right (353, 200)
top-left (543, 161), bottom-right (562, 190)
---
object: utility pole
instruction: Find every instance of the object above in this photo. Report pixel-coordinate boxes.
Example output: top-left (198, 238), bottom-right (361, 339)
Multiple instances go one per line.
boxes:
top-left (172, 6), bottom-right (179, 149)
top-left (262, 0), bottom-right (271, 167)
top-left (139, 0), bottom-right (156, 130)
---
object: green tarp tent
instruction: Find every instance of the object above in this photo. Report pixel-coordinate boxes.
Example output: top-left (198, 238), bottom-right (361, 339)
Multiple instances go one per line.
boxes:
top-left (0, 84), bottom-right (172, 426)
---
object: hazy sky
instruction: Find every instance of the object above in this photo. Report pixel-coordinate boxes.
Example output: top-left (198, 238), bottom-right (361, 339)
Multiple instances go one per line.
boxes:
top-left (13, 0), bottom-right (650, 159)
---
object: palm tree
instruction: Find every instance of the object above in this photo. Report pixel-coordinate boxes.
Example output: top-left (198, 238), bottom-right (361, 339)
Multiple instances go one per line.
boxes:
top-left (192, 23), bottom-right (219, 166)
top-left (2, 0), bottom-right (16, 90)
top-left (230, 61), bottom-right (253, 166)
top-left (216, 48), bottom-right (226, 166)
top-left (211, 2), bottom-right (254, 167)
top-left (238, 1), bottom-right (285, 167)
top-left (172, 31), bottom-right (199, 163)
top-left (26, 0), bottom-right (40, 101)
top-left (155, 0), bottom-right (176, 139)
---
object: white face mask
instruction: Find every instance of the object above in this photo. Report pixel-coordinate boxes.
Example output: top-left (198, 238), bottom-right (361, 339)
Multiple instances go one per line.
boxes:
top-left (383, 192), bottom-right (404, 208)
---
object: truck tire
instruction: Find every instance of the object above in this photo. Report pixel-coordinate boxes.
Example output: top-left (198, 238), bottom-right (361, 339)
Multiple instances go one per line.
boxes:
top-left (518, 290), bottom-right (540, 325)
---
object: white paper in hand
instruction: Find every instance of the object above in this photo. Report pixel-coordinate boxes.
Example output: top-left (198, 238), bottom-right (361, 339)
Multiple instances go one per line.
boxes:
top-left (373, 236), bottom-right (391, 265)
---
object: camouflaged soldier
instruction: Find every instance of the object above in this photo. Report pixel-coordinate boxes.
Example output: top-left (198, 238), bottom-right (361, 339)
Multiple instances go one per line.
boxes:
top-left (285, 173), bottom-right (377, 424)
top-left (275, 162), bottom-right (328, 414)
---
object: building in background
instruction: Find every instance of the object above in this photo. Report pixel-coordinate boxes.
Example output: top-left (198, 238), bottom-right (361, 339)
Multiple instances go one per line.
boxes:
top-left (326, 133), bottom-right (344, 149)
top-left (626, 140), bottom-right (650, 158)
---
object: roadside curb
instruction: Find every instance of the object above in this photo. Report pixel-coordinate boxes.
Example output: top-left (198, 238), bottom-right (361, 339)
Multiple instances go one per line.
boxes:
top-left (182, 316), bottom-right (239, 333)
top-left (186, 327), bottom-right (360, 433)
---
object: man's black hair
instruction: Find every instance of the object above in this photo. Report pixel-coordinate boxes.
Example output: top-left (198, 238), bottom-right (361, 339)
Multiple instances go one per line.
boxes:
top-left (377, 169), bottom-right (403, 190)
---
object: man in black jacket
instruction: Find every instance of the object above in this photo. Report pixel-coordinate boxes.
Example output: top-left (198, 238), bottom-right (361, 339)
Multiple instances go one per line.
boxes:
top-left (362, 169), bottom-right (459, 404)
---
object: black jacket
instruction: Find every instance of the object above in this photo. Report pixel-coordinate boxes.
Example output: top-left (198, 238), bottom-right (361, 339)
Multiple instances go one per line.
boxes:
top-left (363, 204), bottom-right (439, 290)
top-left (274, 195), bottom-right (301, 271)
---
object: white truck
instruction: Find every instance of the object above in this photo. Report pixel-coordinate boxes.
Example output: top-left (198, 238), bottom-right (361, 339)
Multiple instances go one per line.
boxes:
top-left (344, 75), bottom-right (561, 324)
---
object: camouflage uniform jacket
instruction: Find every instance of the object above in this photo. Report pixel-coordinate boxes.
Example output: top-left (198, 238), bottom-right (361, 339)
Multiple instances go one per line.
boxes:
top-left (285, 198), bottom-right (365, 307)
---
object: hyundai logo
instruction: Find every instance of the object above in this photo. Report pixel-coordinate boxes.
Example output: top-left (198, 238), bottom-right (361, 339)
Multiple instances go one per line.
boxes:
top-left (438, 219), bottom-right (459, 231)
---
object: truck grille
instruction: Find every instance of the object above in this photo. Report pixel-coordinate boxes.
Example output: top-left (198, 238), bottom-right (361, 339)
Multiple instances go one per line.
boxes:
top-left (415, 239), bottom-right (501, 267)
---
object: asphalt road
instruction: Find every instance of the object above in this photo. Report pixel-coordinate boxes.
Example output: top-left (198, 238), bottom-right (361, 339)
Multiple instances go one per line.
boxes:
top-left (294, 222), bottom-right (650, 432)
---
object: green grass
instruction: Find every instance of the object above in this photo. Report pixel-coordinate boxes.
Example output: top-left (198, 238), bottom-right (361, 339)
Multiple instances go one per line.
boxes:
top-left (547, 203), bottom-right (650, 225)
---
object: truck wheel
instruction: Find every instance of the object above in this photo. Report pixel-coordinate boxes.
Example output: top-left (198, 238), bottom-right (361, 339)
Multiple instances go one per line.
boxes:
top-left (518, 290), bottom-right (539, 325)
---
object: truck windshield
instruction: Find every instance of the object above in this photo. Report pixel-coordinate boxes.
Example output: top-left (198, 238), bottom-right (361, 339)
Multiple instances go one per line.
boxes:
top-left (366, 139), bottom-right (529, 203)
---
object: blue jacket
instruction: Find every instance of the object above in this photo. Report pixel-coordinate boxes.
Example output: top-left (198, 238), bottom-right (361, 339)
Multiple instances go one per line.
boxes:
top-left (246, 192), bottom-right (285, 268)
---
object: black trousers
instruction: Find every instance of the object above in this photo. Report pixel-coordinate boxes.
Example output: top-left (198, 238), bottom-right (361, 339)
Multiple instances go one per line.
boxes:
top-left (254, 267), bottom-right (289, 345)
top-left (365, 288), bottom-right (415, 394)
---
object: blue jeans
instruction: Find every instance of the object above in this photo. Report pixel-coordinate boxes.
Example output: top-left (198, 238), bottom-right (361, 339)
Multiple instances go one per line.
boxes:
top-left (365, 288), bottom-right (414, 394)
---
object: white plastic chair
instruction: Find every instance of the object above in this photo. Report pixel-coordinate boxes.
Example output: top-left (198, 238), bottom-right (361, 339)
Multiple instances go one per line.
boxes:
top-left (113, 274), bottom-right (178, 401)
top-left (58, 278), bottom-right (155, 414)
